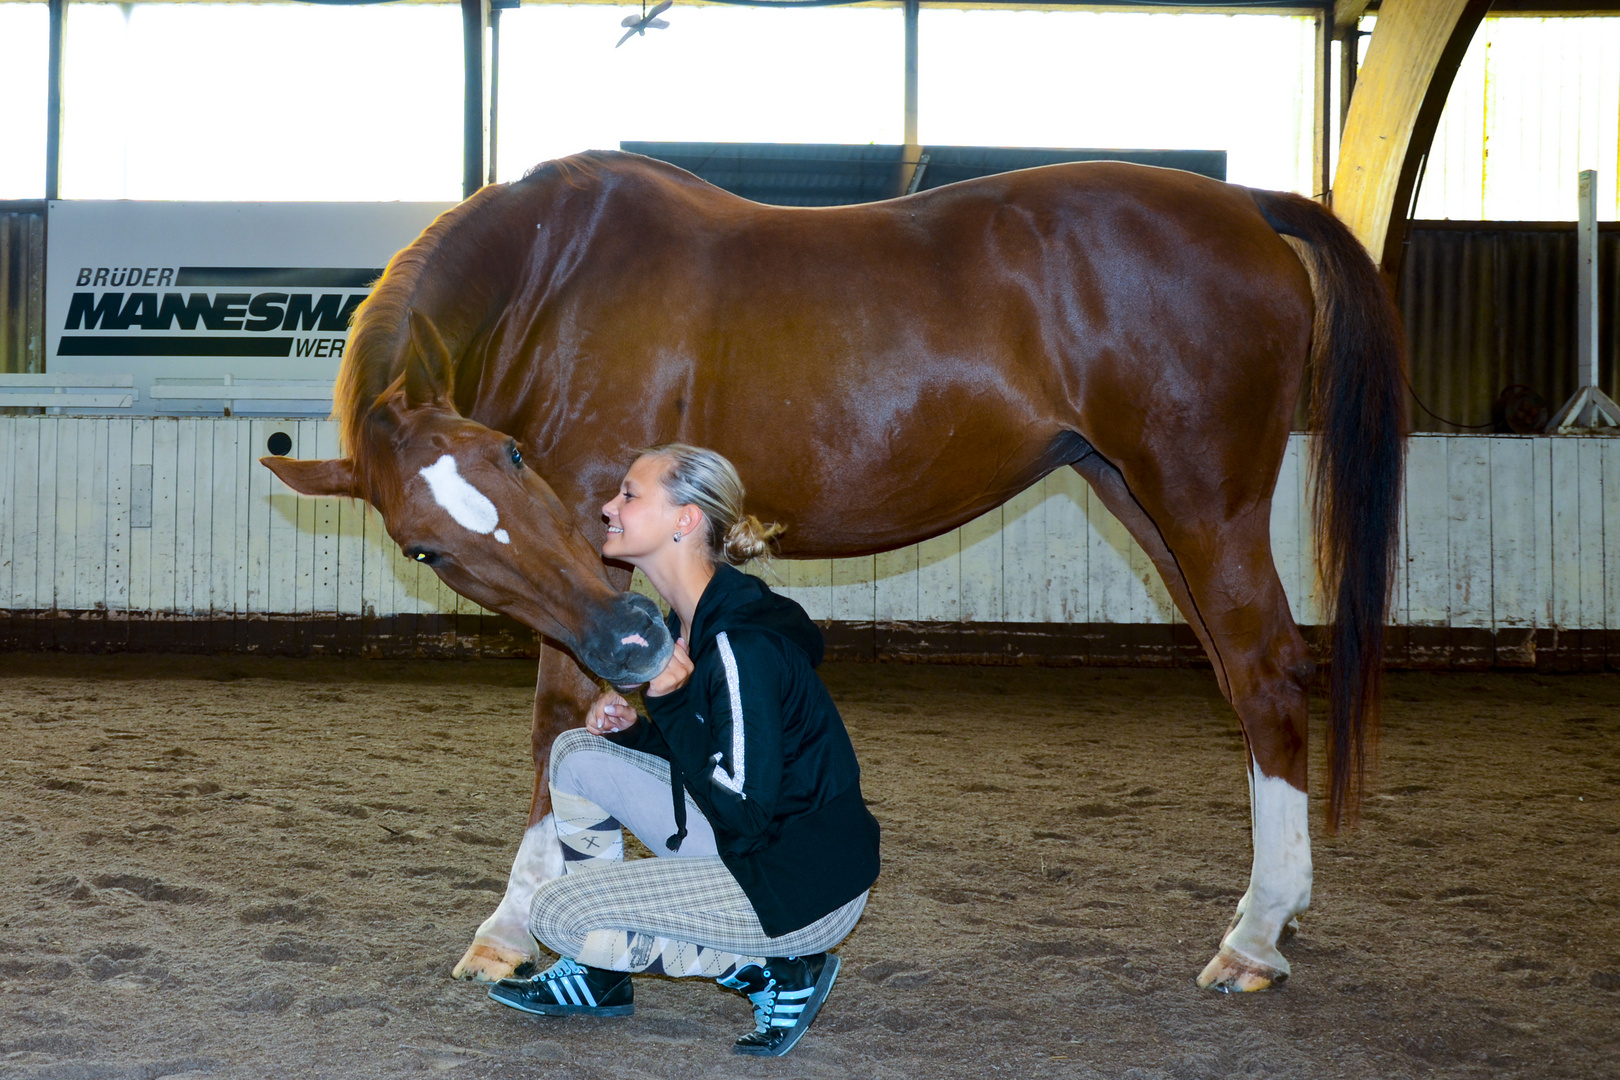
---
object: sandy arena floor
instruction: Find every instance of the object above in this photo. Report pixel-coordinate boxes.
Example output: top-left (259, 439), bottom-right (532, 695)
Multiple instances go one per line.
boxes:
top-left (1, 655), bottom-right (1617, 1080)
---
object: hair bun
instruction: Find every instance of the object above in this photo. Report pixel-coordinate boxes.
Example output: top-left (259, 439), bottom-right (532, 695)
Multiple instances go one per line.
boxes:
top-left (723, 514), bottom-right (785, 566)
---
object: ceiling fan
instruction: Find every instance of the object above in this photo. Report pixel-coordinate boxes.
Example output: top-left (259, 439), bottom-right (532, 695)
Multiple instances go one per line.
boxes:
top-left (617, 0), bottom-right (672, 47)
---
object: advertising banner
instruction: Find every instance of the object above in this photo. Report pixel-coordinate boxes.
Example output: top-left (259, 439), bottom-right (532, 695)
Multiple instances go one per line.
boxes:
top-left (46, 201), bottom-right (453, 415)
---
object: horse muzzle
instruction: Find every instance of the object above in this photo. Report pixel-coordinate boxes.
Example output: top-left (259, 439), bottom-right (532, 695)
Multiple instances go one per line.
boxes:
top-left (578, 592), bottom-right (673, 687)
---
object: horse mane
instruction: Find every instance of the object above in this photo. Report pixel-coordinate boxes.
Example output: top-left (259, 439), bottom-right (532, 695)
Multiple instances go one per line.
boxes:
top-left (333, 152), bottom-right (617, 507)
top-left (335, 209), bottom-right (459, 456)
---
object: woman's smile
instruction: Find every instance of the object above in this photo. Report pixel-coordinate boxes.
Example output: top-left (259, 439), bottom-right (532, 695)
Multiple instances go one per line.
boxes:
top-left (601, 455), bottom-right (676, 560)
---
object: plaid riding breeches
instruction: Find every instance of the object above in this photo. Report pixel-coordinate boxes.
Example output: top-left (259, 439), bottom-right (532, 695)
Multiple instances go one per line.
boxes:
top-left (529, 728), bottom-right (867, 962)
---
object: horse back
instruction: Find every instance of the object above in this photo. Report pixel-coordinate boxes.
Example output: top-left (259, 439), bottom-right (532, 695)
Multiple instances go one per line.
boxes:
top-left (510, 152), bottom-right (1308, 361)
top-left (479, 153), bottom-right (1315, 553)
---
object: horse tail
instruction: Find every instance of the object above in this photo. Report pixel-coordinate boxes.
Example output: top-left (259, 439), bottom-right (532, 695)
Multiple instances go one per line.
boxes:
top-left (1247, 188), bottom-right (1408, 832)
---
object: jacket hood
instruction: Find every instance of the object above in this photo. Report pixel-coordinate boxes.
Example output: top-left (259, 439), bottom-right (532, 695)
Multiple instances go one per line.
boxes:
top-left (670, 564), bottom-right (825, 667)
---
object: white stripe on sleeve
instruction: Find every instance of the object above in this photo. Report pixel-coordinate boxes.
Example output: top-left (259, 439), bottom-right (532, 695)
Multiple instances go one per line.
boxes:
top-left (711, 632), bottom-right (747, 798)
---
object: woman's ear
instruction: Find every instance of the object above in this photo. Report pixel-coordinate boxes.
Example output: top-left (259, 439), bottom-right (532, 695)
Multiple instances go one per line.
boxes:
top-left (681, 505), bottom-right (705, 535)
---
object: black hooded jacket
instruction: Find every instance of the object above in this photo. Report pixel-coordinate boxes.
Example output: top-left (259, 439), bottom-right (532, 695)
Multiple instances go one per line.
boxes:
top-left (606, 564), bottom-right (880, 938)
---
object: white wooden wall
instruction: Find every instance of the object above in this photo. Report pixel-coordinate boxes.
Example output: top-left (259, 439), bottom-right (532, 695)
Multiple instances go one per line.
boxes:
top-left (0, 417), bottom-right (1616, 635)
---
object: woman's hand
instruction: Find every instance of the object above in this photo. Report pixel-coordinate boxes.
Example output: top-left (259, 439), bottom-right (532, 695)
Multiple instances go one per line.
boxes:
top-left (585, 690), bottom-right (636, 736)
top-left (645, 638), bottom-right (692, 698)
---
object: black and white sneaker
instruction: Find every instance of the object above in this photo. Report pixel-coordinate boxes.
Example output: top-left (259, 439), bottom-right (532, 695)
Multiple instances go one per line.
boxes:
top-left (718, 953), bottom-right (840, 1057)
top-left (488, 957), bottom-right (634, 1017)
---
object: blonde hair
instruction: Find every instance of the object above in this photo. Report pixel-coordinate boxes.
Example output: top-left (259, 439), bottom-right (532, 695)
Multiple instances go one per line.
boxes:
top-left (640, 444), bottom-right (784, 565)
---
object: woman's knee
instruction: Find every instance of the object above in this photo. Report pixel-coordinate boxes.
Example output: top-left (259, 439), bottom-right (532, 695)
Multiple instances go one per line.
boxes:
top-left (528, 874), bottom-right (595, 956)
top-left (548, 728), bottom-right (599, 786)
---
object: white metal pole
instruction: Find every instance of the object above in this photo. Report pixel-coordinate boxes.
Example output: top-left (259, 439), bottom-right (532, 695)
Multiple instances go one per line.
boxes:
top-left (898, 0), bottom-right (922, 197)
top-left (1577, 169), bottom-right (1598, 389)
top-left (904, 0), bottom-right (919, 147)
top-left (1549, 168), bottom-right (1619, 431)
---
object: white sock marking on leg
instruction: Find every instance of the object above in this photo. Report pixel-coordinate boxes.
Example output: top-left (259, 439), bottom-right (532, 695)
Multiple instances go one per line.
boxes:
top-left (473, 814), bottom-right (565, 949)
top-left (1223, 757), bottom-right (1311, 971)
top-left (1248, 758), bottom-right (1311, 913)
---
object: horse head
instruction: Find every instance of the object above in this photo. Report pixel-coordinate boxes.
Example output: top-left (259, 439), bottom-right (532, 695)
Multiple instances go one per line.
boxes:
top-left (260, 310), bottom-right (673, 687)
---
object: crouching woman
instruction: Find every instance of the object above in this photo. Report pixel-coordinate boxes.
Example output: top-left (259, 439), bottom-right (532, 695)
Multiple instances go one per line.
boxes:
top-left (488, 443), bottom-right (880, 1058)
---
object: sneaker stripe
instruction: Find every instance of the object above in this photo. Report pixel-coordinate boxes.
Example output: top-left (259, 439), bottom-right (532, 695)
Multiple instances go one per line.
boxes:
top-left (579, 974), bottom-right (599, 1008)
top-left (548, 979), bottom-right (571, 1006)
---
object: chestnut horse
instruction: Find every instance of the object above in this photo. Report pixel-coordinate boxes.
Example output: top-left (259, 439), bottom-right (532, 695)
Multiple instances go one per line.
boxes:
top-left (263, 150), bottom-right (1404, 993)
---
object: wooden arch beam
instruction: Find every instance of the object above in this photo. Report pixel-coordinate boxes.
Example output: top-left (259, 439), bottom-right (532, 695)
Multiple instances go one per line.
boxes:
top-left (1331, 0), bottom-right (1492, 284)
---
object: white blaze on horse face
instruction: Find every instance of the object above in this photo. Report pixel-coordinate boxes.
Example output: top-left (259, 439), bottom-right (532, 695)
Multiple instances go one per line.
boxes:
top-left (418, 454), bottom-right (512, 544)
top-left (1221, 757), bottom-right (1312, 974)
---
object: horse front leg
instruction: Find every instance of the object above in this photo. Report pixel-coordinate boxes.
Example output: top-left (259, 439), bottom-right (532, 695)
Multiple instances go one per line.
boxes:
top-left (452, 640), bottom-right (598, 981)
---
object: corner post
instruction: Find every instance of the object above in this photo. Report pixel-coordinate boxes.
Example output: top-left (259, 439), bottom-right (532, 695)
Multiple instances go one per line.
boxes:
top-left (899, 0), bottom-right (922, 197)
top-left (46, 0), bottom-right (66, 200)
top-left (1313, 5), bottom-right (1332, 203)
top-left (463, 0), bottom-right (489, 200)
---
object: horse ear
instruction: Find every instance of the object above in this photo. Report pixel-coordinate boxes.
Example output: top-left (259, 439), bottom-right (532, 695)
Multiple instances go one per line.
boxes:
top-left (260, 455), bottom-right (362, 499)
top-left (405, 309), bottom-right (454, 408)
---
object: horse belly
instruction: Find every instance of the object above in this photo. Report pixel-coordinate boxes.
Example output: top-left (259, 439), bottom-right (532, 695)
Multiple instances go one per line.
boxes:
top-left (736, 402), bottom-right (1084, 559)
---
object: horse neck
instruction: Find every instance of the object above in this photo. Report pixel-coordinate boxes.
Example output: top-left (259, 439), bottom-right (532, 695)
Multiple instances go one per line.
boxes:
top-left (340, 185), bottom-right (540, 446)
top-left (447, 162), bottom-right (618, 427)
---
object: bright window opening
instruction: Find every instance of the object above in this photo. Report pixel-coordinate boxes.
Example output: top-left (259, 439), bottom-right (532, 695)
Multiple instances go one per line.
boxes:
top-left (1414, 15), bottom-right (1620, 220)
top-left (58, 2), bottom-right (463, 201)
top-left (0, 3), bottom-right (49, 199)
top-left (494, 3), bottom-right (905, 177)
top-left (919, 10), bottom-right (1316, 193)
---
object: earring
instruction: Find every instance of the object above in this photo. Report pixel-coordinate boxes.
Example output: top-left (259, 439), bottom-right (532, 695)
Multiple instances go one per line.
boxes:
top-left (672, 531), bottom-right (682, 543)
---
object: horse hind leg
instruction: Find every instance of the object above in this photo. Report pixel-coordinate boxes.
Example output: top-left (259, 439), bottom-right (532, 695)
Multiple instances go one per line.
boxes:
top-left (1073, 453), bottom-right (1313, 992)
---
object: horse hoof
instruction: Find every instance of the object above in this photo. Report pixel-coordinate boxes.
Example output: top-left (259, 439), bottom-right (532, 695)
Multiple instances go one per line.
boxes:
top-left (452, 939), bottom-right (532, 982)
top-left (1196, 948), bottom-right (1288, 993)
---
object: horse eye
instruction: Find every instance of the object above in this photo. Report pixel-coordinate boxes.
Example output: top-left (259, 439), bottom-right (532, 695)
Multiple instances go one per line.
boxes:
top-left (410, 549), bottom-right (440, 566)
top-left (510, 444), bottom-right (523, 469)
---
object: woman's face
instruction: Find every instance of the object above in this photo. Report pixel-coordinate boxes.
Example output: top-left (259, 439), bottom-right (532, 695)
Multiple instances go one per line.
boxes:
top-left (602, 455), bottom-right (685, 563)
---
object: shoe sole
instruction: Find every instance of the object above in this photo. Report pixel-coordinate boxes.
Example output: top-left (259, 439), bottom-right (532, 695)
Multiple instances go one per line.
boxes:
top-left (487, 985), bottom-right (634, 1018)
top-left (734, 953), bottom-right (840, 1058)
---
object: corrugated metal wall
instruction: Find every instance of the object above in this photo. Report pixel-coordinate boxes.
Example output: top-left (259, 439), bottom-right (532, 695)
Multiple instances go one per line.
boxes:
top-left (0, 202), bottom-right (46, 376)
top-left (1400, 221), bottom-right (1619, 432)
